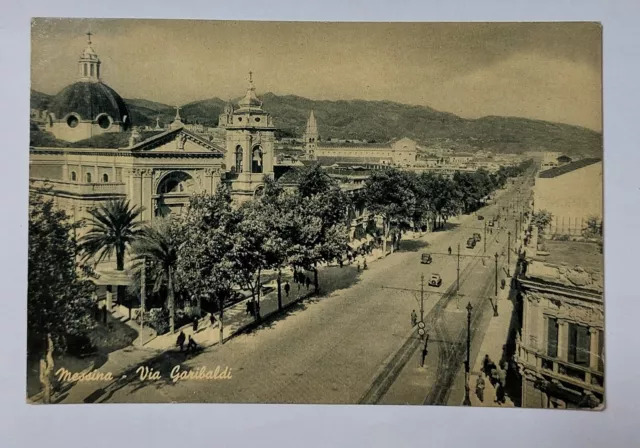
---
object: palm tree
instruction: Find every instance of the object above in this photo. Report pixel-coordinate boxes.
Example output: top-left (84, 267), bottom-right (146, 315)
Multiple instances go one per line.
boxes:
top-left (80, 199), bottom-right (144, 308)
top-left (132, 218), bottom-right (179, 334)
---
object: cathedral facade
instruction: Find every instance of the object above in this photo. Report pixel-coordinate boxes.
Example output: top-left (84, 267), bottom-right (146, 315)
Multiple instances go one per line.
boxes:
top-left (30, 35), bottom-right (275, 238)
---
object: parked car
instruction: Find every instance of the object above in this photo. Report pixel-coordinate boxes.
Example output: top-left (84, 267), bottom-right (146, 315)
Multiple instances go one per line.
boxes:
top-left (488, 220), bottom-right (494, 227)
top-left (466, 238), bottom-right (476, 249)
top-left (428, 273), bottom-right (442, 287)
top-left (477, 215), bottom-right (485, 220)
top-left (473, 233), bottom-right (481, 242)
top-left (421, 253), bottom-right (433, 264)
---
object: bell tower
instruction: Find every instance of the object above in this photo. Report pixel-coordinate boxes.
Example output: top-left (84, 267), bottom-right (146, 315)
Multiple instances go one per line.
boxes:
top-left (224, 72), bottom-right (275, 201)
top-left (303, 110), bottom-right (319, 160)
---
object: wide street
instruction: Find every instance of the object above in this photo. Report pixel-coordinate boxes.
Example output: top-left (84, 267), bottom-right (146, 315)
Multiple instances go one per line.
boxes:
top-left (75, 174), bottom-right (534, 405)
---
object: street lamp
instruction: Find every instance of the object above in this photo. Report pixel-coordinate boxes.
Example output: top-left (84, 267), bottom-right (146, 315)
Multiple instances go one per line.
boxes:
top-left (463, 301), bottom-right (473, 406)
top-left (507, 231), bottom-right (511, 277)
top-left (494, 252), bottom-right (499, 317)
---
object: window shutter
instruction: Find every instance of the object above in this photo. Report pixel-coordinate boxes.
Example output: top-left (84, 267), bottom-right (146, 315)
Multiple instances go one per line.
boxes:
top-left (547, 318), bottom-right (558, 358)
top-left (575, 326), bottom-right (590, 365)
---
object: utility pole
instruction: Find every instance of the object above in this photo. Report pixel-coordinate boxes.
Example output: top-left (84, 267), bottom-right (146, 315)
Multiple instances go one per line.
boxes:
top-left (139, 257), bottom-right (146, 348)
top-left (483, 220), bottom-right (487, 253)
top-left (463, 301), bottom-right (473, 406)
top-left (420, 274), bottom-right (425, 324)
top-left (515, 218), bottom-right (519, 242)
top-left (494, 252), bottom-right (499, 317)
top-left (456, 243), bottom-right (461, 296)
top-left (507, 231), bottom-right (511, 277)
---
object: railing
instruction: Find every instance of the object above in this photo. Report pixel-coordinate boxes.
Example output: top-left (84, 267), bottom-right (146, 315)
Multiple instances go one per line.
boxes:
top-left (31, 178), bottom-right (126, 196)
top-left (517, 343), bottom-right (604, 391)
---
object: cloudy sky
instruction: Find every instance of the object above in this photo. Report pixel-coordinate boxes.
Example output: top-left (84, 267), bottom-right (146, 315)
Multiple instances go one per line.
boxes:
top-left (31, 19), bottom-right (602, 131)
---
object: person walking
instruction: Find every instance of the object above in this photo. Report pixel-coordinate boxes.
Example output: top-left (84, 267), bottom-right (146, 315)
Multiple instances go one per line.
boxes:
top-left (192, 316), bottom-right (198, 333)
top-left (357, 261), bottom-right (361, 272)
top-left (363, 259), bottom-right (368, 270)
top-left (187, 335), bottom-right (198, 353)
top-left (305, 276), bottom-right (311, 290)
top-left (475, 373), bottom-right (486, 403)
top-left (284, 281), bottom-right (290, 298)
top-left (209, 313), bottom-right (217, 328)
top-left (448, 246), bottom-right (452, 255)
top-left (411, 310), bottom-right (418, 327)
top-left (176, 331), bottom-right (186, 352)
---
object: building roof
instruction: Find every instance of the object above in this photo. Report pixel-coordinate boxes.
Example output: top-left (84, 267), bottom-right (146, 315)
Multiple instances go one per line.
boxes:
top-left (48, 81), bottom-right (131, 125)
top-left (527, 240), bottom-right (603, 293)
top-left (538, 158), bottom-right (601, 178)
top-left (319, 142), bottom-right (390, 148)
top-left (317, 156), bottom-right (391, 165)
top-left (30, 129), bottom-right (165, 149)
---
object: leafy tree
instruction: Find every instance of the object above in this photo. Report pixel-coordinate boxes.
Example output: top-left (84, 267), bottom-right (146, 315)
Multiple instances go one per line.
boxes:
top-left (531, 210), bottom-right (553, 235)
top-left (28, 191), bottom-right (96, 401)
top-left (79, 199), bottom-right (144, 307)
top-left (174, 185), bottom-right (240, 344)
top-left (132, 217), bottom-right (181, 334)
top-left (362, 168), bottom-right (416, 255)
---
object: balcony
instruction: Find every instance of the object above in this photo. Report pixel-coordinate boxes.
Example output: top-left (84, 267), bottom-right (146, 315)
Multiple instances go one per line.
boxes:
top-left (518, 343), bottom-right (604, 393)
top-left (30, 178), bottom-right (126, 197)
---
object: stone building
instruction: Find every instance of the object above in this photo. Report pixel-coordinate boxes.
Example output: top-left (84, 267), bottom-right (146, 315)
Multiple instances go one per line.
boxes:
top-left (30, 36), bottom-right (275, 234)
top-left (515, 236), bottom-right (604, 409)
top-left (300, 111), bottom-right (418, 167)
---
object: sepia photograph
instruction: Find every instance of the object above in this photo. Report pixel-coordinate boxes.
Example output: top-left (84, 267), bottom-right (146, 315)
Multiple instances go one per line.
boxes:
top-left (27, 19), bottom-right (603, 409)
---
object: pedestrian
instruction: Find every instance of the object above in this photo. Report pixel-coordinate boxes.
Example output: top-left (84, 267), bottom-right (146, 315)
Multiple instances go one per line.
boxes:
top-left (357, 261), bottom-right (361, 272)
top-left (187, 335), bottom-right (198, 353)
top-left (347, 252), bottom-right (353, 265)
top-left (411, 310), bottom-right (418, 327)
top-left (305, 276), bottom-right (311, 290)
top-left (284, 281), bottom-right (290, 297)
top-left (101, 304), bottom-right (107, 324)
top-left (363, 259), bottom-right (367, 270)
top-left (209, 313), bottom-right (217, 328)
top-left (448, 246), bottom-right (452, 255)
top-left (192, 316), bottom-right (198, 333)
top-left (176, 330), bottom-right (186, 352)
top-left (475, 373), bottom-right (486, 403)
top-left (339, 258), bottom-right (344, 268)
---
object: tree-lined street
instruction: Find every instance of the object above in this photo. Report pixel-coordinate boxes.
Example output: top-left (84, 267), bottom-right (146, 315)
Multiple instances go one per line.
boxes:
top-left (59, 168), bottom-right (535, 404)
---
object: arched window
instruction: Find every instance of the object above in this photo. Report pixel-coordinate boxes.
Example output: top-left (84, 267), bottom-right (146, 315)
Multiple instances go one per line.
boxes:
top-left (103, 173), bottom-right (109, 182)
top-left (90, 64), bottom-right (94, 77)
top-left (251, 147), bottom-right (263, 174)
top-left (71, 171), bottom-right (77, 182)
top-left (235, 146), bottom-right (243, 173)
top-left (86, 172), bottom-right (92, 183)
top-left (84, 63), bottom-right (88, 76)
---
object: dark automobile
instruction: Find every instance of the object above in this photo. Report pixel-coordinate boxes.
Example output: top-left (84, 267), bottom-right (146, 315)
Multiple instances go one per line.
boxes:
top-left (421, 253), bottom-right (433, 264)
top-left (477, 215), bottom-right (485, 220)
top-left (466, 238), bottom-right (476, 249)
top-left (473, 233), bottom-right (481, 242)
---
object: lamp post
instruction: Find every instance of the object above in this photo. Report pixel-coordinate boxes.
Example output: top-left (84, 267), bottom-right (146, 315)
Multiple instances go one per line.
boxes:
top-left (494, 252), bottom-right (499, 317)
top-left (507, 231), bottom-right (511, 277)
top-left (463, 301), bottom-right (473, 406)
top-left (483, 220), bottom-right (487, 253)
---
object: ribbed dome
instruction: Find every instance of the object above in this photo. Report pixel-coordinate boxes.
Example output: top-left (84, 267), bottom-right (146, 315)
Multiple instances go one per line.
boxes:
top-left (49, 81), bottom-right (131, 126)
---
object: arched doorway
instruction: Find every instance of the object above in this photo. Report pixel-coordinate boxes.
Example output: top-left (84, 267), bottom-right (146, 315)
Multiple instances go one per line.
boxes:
top-left (252, 146), bottom-right (263, 173)
top-left (155, 171), bottom-right (195, 217)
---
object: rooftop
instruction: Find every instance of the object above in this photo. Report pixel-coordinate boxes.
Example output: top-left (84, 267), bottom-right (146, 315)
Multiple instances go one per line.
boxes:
top-left (526, 240), bottom-right (603, 293)
top-left (319, 142), bottom-right (391, 148)
top-left (317, 156), bottom-right (391, 165)
top-left (538, 158), bottom-right (601, 178)
top-left (30, 129), bottom-right (165, 149)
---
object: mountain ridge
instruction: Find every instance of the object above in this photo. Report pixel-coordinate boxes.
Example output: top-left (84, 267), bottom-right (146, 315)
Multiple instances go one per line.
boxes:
top-left (30, 89), bottom-right (602, 156)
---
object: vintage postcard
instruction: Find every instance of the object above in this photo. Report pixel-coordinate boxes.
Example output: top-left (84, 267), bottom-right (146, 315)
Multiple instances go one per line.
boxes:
top-left (28, 19), bottom-right (603, 408)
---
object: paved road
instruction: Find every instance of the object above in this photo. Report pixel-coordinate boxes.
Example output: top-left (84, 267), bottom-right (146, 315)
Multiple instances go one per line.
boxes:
top-left (82, 174), bottom-right (534, 404)
top-left (378, 172), bottom-right (535, 405)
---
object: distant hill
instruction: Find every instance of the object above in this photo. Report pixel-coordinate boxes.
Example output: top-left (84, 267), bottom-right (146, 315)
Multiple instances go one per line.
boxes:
top-left (30, 90), bottom-right (602, 157)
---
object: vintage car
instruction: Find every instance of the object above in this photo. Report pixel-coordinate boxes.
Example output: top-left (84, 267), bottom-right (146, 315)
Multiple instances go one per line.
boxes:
top-left (473, 232), bottom-right (481, 242)
top-left (466, 237), bottom-right (477, 249)
top-left (428, 274), bottom-right (442, 287)
top-left (477, 215), bottom-right (485, 220)
top-left (488, 220), bottom-right (495, 227)
top-left (421, 253), bottom-right (433, 264)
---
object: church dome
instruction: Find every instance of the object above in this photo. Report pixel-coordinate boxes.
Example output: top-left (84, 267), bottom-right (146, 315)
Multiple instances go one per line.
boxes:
top-left (49, 81), bottom-right (131, 127)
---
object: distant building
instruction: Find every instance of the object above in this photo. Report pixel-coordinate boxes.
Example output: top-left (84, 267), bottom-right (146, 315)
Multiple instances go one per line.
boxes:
top-left (300, 111), bottom-right (418, 167)
top-left (516, 237), bottom-right (604, 409)
top-left (557, 155), bottom-right (573, 166)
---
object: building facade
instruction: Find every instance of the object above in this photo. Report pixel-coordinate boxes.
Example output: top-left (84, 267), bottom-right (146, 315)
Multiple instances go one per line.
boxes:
top-left (515, 235), bottom-right (604, 409)
top-left (30, 36), bottom-right (275, 240)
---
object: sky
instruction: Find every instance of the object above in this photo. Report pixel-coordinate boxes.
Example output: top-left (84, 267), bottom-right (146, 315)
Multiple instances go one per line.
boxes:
top-left (31, 19), bottom-right (602, 131)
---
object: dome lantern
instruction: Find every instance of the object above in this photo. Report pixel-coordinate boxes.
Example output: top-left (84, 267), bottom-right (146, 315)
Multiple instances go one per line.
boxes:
top-left (78, 31), bottom-right (101, 82)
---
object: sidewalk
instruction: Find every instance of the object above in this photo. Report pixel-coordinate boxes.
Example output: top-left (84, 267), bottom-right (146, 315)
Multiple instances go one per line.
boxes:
top-left (468, 220), bottom-right (527, 408)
